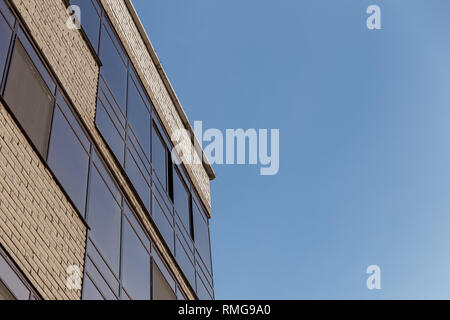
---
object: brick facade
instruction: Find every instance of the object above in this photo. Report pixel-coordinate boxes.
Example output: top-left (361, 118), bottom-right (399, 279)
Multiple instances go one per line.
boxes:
top-left (0, 0), bottom-right (212, 300)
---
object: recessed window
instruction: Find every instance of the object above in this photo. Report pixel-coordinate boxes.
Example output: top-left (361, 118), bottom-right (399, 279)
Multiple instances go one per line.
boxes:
top-left (4, 41), bottom-right (55, 157)
top-left (99, 25), bottom-right (127, 114)
top-left (48, 104), bottom-right (90, 215)
top-left (173, 167), bottom-right (191, 236)
top-left (152, 261), bottom-right (176, 300)
top-left (0, 12), bottom-right (11, 82)
top-left (121, 218), bottom-right (150, 300)
top-left (86, 165), bottom-right (122, 275)
top-left (0, 281), bottom-right (15, 300)
top-left (127, 72), bottom-right (150, 157)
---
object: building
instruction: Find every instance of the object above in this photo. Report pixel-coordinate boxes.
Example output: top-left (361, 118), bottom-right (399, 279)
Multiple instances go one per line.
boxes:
top-left (0, 0), bottom-right (215, 300)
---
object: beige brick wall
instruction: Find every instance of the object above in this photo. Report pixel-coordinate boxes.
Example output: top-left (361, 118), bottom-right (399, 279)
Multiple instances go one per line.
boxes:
top-left (100, 0), bottom-right (212, 213)
top-left (0, 101), bottom-right (87, 300)
top-left (10, 0), bottom-right (99, 126)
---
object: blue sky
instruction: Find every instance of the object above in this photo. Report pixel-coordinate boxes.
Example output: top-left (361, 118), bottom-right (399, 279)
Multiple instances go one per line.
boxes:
top-left (134, 0), bottom-right (450, 299)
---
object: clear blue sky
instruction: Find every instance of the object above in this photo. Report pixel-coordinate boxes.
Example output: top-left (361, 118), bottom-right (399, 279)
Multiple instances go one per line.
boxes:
top-left (134, 0), bottom-right (450, 299)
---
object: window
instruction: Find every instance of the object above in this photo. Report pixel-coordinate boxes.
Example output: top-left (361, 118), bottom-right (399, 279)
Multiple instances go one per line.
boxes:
top-left (0, 281), bottom-right (14, 300)
top-left (125, 146), bottom-right (150, 211)
top-left (3, 40), bottom-right (55, 157)
top-left (70, 0), bottom-right (101, 52)
top-left (86, 165), bottom-right (122, 274)
top-left (99, 24), bottom-right (127, 113)
top-left (127, 72), bottom-right (151, 157)
top-left (193, 201), bottom-right (212, 271)
top-left (96, 94), bottom-right (125, 163)
top-left (152, 195), bottom-right (175, 252)
top-left (173, 167), bottom-right (192, 236)
top-left (121, 218), bottom-right (150, 300)
top-left (0, 10), bottom-right (11, 82)
top-left (152, 125), bottom-right (168, 190)
top-left (152, 261), bottom-right (176, 300)
top-left (48, 103), bottom-right (90, 215)
top-left (175, 238), bottom-right (196, 288)
top-left (0, 0), bottom-right (14, 28)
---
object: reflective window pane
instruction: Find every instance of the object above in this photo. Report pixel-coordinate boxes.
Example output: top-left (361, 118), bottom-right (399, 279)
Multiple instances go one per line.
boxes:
top-left (70, 0), bottom-right (101, 51)
top-left (152, 126), bottom-right (168, 190)
top-left (0, 253), bottom-right (31, 300)
top-left (196, 273), bottom-right (212, 300)
top-left (82, 275), bottom-right (104, 300)
top-left (99, 27), bottom-right (127, 113)
top-left (0, 12), bottom-right (11, 82)
top-left (152, 261), bottom-right (176, 300)
top-left (48, 105), bottom-right (90, 215)
top-left (0, 281), bottom-right (15, 300)
top-left (96, 98), bottom-right (125, 163)
top-left (152, 196), bottom-right (174, 252)
top-left (173, 168), bottom-right (191, 235)
top-left (87, 165), bottom-right (122, 274)
top-left (0, 0), bottom-right (14, 27)
top-left (4, 41), bottom-right (54, 157)
top-left (125, 147), bottom-right (150, 211)
top-left (121, 219), bottom-right (150, 300)
top-left (193, 202), bottom-right (212, 271)
top-left (175, 238), bottom-right (195, 288)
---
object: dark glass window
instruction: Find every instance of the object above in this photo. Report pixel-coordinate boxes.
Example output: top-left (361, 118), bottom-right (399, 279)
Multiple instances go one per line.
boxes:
top-left (152, 126), bottom-right (168, 190)
top-left (81, 275), bottom-right (104, 300)
top-left (152, 196), bottom-right (174, 252)
top-left (193, 202), bottom-right (212, 271)
top-left (175, 239), bottom-right (195, 288)
top-left (173, 167), bottom-right (191, 235)
top-left (121, 218), bottom-right (150, 300)
top-left (87, 165), bottom-right (122, 274)
top-left (0, 251), bottom-right (34, 300)
top-left (0, 0), bottom-right (14, 28)
top-left (152, 261), bottom-right (176, 300)
top-left (48, 105), bottom-right (90, 215)
top-left (3, 41), bottom-right (55, 157)
top-left (0, 280), bottom-right (14, 300)
top-left (96, 96), bottom-right (125, 163)
top-left (70, 0), bottom-right (101, 52)
top-left (127, 72), bottom-right (150, 157)
top-left (0, 11), bottom-right (11, 82)
top-left (99, 26), bottom-right (127, 113)
top-left (196, 273), bottom-right (212, 300)
top-left (85, 240), bottom-right (119, 298)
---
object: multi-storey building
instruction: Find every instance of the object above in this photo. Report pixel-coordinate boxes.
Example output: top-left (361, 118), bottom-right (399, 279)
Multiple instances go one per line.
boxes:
top-left (0, 0), bottom-right (215, 300)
